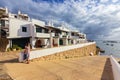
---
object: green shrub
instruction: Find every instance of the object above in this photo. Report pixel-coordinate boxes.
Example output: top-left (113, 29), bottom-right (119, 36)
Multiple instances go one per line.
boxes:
top-left (16, 46), bottom-right (22, 50)
top-left (7, 48), bottom-right (12, 52)
top-left (12, 45), bottom-right (22, 51)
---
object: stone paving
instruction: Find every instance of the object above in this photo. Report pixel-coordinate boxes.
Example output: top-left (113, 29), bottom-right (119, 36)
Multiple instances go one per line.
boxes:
top-left (2, 55), bottom-right (114, 80)
top-left (0, 52), bottom-right (18, 80)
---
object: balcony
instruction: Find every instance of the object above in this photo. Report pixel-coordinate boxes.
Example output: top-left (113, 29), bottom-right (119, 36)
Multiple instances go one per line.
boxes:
top-left (62, 35), bottom-right (69, 38)
top-left (35, 33), bottom-right (50, 38)
top-left (35, 33), bottom-right (55, 38)
top-left (68, 36), bottom-right (79, 39)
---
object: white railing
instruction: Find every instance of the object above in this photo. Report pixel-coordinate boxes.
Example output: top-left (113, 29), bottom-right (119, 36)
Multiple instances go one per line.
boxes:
top-left (29, 42), bottom-right (95, 60)
top-left (110, 55), bottom-right (120, 80)
top-left (51, 33), bottom-right (55, 37)
top-left (70, 36), bottom-right (79, 39)
top-left (35, 33), bottom-right (50, 38)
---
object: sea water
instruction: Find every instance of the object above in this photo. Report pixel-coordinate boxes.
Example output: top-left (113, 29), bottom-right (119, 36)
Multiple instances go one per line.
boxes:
top-left (95, 40), bottom-right (120, 58)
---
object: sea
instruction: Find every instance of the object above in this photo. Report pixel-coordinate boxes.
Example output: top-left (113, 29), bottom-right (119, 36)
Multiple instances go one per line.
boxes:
top-left (95, 40), bottom-right (120, 58)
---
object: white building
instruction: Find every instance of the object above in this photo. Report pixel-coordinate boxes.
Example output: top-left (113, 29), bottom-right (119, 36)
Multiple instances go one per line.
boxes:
top-left (0, 7), bottom-right (87, 50)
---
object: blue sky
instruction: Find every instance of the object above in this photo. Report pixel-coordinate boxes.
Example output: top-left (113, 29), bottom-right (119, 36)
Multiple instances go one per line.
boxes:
top-left (0, 0), bottom-right (120, 40)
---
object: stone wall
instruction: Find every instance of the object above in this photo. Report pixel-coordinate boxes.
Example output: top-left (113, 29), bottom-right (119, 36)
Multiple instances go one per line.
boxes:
top-left (31, 43), bottom-right (96, 61)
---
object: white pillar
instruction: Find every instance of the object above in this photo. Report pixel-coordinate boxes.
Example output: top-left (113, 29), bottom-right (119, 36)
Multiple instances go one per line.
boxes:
top-left (10, 39), bottom-right (12, 48)
top-left (57, 38), bottom-right (59, 47)
top-left (73, 39), bottom-right (76, 44)
top-left (49, 31), bottom-right (53, 48)
top-left (66, 38), bottom-right (68, 45)
top-left (7, 40), bottom-right (11, 48)
top-left (30, 37), bottom-right (36, 49)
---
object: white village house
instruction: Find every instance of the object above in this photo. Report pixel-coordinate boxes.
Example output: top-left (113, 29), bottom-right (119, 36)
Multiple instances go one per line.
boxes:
top-left (0, 7), bottom-right (87, 50)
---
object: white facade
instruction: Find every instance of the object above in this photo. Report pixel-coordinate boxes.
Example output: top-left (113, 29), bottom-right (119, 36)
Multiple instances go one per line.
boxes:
top-left (0, 7), bottom-right (88, 49)
top-left (8, 18), bottom-right (32, 38)
top-left (32, 19), bottom-right (45, 27)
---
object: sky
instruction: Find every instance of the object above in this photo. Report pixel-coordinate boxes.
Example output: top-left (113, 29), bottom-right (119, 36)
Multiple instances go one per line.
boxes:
top-left (0, 0), bottom-right (120, 40)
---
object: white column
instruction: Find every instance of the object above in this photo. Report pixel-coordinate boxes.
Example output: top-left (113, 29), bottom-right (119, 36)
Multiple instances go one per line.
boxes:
top-left (66, 38), bottom-right (68, 45)
top-left (10, 39), bottom-right (12, 48)
top-left (7, 40), bottom-right (11, 48)
top-left (30, 37), bottom-right (36, 49)
top-left (57, 38), bottom-right (59, 47)
top-left (49, 30), bottom-right (53, 48)
top-left (73, 39), bottom-right (76, 44)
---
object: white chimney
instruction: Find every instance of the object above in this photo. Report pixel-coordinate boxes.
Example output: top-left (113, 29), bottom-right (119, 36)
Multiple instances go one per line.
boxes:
top-left (18, 10), bottom-right (21, 14)
top-left (48, 21), bottom-right (54, 27)
top-left (5, 7), bottom-right (8, 14)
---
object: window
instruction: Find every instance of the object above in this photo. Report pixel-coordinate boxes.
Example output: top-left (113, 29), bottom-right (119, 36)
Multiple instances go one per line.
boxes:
top-left (72, 33), bottom-right (74, 36)
top-left (0, 20), bottom-right (5, 26)
top-left (14, 15), bottom-right (17, 18)
top-left (22, 27), bottom-right (27, 32)
top-left (45, 29), bottom-right (48, 33)
top-left (36, 27), bottom-right (42, 33)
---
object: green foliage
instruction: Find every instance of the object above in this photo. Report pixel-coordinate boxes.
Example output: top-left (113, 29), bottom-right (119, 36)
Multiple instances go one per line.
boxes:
top-left (12, 44), bottom-right (22, 50)
top-left (16, 46), bottom-right (22, 50)
top-left (7, 48), bottom-right (12, 52)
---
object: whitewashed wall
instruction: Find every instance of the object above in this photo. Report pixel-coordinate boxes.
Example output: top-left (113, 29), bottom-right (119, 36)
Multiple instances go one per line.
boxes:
top-left (32, 19), bottom-right (45, 27)
top-left (53, 38), bottom-right (59, 44)
top-left (8, 18), bottom-right (32, 38)
top-left (110, 56), bottom-right (120, 80)
top-left (35, 33), bottom-right (50, 38)
top-left (29, 42), bottom-right (95, 60)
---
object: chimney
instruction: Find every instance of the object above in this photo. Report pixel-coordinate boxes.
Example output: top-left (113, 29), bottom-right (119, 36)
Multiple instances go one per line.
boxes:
top-left (18, 10), bottom-right (21, 15)
top-left (5, 7), bottom-right (8, 14)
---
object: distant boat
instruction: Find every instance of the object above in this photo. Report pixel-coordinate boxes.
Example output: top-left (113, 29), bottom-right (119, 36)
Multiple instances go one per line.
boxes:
top-left (100, 50), bottom-right (105, 53)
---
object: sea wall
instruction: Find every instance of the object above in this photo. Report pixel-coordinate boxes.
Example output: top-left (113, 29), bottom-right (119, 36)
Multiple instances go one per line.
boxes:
top-left (110, 56), bottom-right (120, 80)
top-left (30, 42), bottom-right (96, 61)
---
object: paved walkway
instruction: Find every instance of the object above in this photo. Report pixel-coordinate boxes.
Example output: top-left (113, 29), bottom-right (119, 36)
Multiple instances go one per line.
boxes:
top-left (1, 55), bottom-right (114, 80)
top-left (0, 52), bottom-right (18, 80)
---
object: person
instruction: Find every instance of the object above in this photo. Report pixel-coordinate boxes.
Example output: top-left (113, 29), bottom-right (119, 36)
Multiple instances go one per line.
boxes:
top-left (23, 43), bottom-right (30, 64)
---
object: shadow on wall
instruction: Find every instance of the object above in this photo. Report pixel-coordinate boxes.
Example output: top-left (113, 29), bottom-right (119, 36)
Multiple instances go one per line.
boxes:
top-left (101, 58), bottom-right (114, 80)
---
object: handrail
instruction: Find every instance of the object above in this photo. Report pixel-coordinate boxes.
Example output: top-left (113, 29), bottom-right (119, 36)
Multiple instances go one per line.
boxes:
top-left (110, 55), bottom-right (120, 80)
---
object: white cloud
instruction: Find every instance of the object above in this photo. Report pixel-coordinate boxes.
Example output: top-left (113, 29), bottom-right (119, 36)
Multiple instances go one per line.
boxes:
top-left (1, 0), bottom-right (120, 40)
top-left (100, 0), bottom-right (109, 3)
top-left (112, 0), bottom-right (118, 3)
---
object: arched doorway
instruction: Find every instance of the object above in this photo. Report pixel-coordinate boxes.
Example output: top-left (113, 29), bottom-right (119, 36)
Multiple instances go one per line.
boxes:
top-left (35, 39), bottom-right (42, 48)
